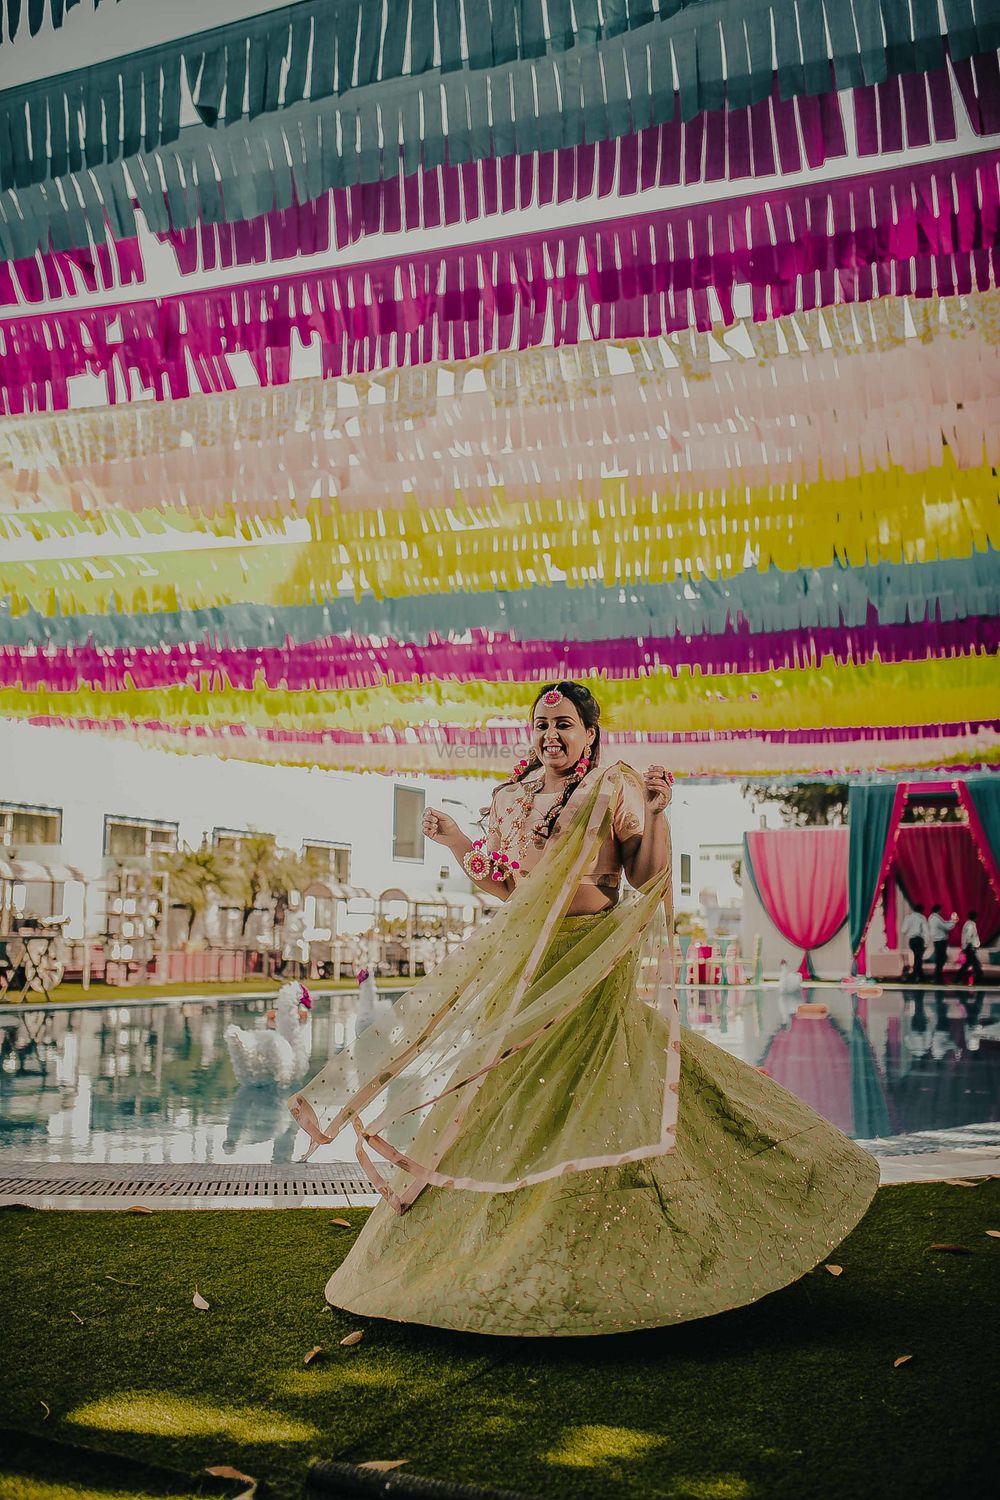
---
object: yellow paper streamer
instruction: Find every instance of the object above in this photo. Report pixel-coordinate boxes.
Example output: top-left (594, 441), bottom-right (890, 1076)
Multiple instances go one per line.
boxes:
top-left (0, 655), bottom-right (995, 736)
top-left (0, 457), bottom-right (996, 613)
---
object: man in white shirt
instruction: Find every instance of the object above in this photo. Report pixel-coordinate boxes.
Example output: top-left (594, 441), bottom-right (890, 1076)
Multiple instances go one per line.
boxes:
top-left (928, 903), bottom-right (957, 984)
top-left (901, 904), bottom-right (930, 982)
top-left (956, 911), bottom-right (983, 984)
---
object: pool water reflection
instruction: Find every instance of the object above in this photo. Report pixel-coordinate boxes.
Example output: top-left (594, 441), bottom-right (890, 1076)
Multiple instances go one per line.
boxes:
top-left (1, 986), bottom-right (998, 1168)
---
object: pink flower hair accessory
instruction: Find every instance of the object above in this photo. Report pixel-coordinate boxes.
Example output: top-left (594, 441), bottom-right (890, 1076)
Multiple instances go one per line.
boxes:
top-left (542, 689), bottom-right (562, 705)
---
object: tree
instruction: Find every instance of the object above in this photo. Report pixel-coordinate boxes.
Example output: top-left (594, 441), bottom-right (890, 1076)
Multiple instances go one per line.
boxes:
top-left (741, 782), bottom-right (849, 827)
top-left (158, 846), bottom-right (239, 942)
top-left (228, 836), bottom-right (326, 934)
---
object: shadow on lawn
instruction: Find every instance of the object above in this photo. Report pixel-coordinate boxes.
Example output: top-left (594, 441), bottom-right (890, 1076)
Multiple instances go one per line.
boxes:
top-left (2, 1184), bottom-right (998, 1500)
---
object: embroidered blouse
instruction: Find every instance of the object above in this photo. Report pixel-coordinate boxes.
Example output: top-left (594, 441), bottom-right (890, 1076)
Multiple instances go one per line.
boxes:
top-left (485, 760), bottom-right (646, 895)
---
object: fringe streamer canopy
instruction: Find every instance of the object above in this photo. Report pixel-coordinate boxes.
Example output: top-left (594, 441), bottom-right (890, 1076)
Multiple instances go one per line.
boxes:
top-left (1, 152), bottom-right (998, 414)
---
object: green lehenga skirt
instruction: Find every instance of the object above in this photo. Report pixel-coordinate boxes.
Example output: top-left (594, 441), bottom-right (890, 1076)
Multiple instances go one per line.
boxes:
top-left (324, 912), bottom-right (879, 1337)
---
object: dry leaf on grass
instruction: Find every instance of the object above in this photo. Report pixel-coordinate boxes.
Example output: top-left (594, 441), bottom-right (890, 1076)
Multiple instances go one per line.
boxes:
top-left (106, 1275), bottom-right (139, 1287)
top-left (39, 1400), bottom-right (50, 1421)
top-left (69, 1310), bottom-right (86, 1325)
top-left (359, 1461), bottom-right (408, 1472)
top-left (303, 1346), bottom-right (323, 1365)
top-left (929, 1243), bottom-right (973, 1254)
top-left (893, 1355), bottom-right (913, 1368)
top-left (340, 1330), bottom-right (364, 1347)
top-left (986, 1230), bottom-right (1000, 1238)
top-left (205, 1464), bottom-right (257, 1499)
top-left (193, 1288), bottom-right (211, 1310)
top-left (126, 1206), bottom-right (153, 1214)
top-left (330, 1218), bottom-right (351, 1228)
top-left (823, 1264), bottom-right (844, 1276)
top-left (944, 1178), bottom-right (980, 1188)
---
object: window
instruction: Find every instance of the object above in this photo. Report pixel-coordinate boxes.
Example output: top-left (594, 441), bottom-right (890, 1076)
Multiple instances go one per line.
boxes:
top-left (680, 853), bottom-right (692, 897)
top-left (0, 802), bottom-right (62, 847)
top-left (212, 827), bottom-right (259, 858)
top-left (104, 815), bottom-right (178, 860)
top-left (393, 786), bottom-right (425, 861)
top-left (302, 841), bottom-right (351, 884)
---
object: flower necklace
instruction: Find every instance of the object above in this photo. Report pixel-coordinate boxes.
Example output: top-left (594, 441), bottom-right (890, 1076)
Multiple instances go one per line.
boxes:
top-left (463, 748), bottom-right (592, 884)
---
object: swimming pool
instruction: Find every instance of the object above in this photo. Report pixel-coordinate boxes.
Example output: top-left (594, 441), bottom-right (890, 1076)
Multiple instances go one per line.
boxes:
top-left (1, 985), bottom-right (997, 1171)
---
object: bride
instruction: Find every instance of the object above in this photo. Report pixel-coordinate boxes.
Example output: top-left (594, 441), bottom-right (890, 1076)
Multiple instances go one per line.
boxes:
top-left (289, 681), bottom-right (877, 1336)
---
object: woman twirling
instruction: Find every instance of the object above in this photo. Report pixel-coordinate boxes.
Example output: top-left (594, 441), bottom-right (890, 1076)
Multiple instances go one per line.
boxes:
top-left (290, 682), bottom-right (878, 1336)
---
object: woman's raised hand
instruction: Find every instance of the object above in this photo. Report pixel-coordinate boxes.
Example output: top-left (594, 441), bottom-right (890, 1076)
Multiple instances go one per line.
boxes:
top-left (643, 766), bottom-right (674, 814)
top-left (422, 808), bottom-right (461, 844)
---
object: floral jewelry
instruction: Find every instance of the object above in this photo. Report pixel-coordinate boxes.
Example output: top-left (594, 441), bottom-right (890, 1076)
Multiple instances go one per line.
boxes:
top-left (542, 689), bottom-right (562, 705)
top-left (463, 839), bottom-right (521, 883)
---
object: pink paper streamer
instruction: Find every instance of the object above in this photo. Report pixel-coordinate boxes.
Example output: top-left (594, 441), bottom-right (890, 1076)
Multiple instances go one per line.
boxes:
top-left (3, 325), bottom-right (994, 517)
top-left (1, 616), bottom-right (995, 695)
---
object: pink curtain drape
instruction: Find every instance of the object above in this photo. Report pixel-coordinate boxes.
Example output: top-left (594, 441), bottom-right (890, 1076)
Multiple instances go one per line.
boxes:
top-left (745, 828), bottom-right (849, 976)
top-left (893, 825), bottom-right (1000, 944)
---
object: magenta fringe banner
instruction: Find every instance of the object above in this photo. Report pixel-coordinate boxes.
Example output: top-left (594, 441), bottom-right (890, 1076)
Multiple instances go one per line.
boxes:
top-left (0, 151), bottom-right (996, 414)
top-left (0, 235), bottom-right (146, 309)
top-left (3, 615), bottom-right (996, 695)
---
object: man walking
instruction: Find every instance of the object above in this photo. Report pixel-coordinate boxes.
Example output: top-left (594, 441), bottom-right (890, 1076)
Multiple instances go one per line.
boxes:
top-left (956, 911), bottom-right (983, 985)
top-left (901, 903), bottom-right (930, 982)
top-left (928, 903), bottom-right (957, 984)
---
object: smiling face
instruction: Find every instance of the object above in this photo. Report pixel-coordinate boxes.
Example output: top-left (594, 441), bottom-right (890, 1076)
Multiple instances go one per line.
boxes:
top-left (531, 694), bottom-right (595, 776)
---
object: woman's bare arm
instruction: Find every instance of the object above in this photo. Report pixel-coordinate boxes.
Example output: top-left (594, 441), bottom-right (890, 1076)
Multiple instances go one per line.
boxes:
top-left (422, 808), bottom-right (513, 901)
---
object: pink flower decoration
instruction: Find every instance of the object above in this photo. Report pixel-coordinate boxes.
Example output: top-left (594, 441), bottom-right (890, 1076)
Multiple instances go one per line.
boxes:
top-left (356, 969), bottom-right (369, 985)
top-left (542, 689), bottom-right (562, 705)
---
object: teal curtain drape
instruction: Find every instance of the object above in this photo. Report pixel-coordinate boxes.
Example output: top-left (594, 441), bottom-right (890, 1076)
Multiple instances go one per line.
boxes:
top-left (964, 776), bottom-right (1000, 876)
top-left (848, 784), bottom-right (898, 954)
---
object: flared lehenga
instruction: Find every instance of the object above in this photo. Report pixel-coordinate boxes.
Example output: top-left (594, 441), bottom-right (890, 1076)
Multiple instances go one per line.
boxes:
top-left (324, 911), bottom-right (880, 1337)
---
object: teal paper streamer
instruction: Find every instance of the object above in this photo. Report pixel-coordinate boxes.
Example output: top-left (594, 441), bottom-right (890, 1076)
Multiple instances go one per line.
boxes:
top-left (0, 0), bottom-right (977, 195)
top-left (1, 553), bottom-right (994, 650)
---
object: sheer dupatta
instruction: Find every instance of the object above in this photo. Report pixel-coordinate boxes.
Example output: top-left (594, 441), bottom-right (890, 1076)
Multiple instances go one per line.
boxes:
top-left (289, 765), bottom-right (680, 1213)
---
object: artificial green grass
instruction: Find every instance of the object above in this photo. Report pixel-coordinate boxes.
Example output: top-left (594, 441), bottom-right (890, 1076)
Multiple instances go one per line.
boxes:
top-left (1, 1182), bottom-right (998, 1500)
top-left (29, 976), bottom-right (419, 1005)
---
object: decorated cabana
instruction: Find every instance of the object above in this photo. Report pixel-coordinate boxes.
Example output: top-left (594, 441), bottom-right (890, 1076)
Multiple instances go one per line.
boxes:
top-left (742, 778), bottom-right (1000, 980)
top-left (849, 777), bottom-right (1000, 971)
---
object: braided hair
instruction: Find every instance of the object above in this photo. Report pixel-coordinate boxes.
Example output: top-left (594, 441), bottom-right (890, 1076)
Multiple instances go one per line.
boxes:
top-left (478, 681), bottom-right (602, 844)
